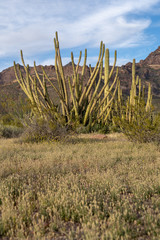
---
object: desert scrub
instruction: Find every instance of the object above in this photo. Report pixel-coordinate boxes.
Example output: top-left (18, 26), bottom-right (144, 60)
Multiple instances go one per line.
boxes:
top-left (0, 93), bottom-right (31, 128)
top-left (115, 99), bottom-right (160, 143)
top-left (0, 135), bottom-right (160, 239)
top-left (0, 124), bottom-right (23, 138)
top-left (20, 115), bottom-right (69, 143)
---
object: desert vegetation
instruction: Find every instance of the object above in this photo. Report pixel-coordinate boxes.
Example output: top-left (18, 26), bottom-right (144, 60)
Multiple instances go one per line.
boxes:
top-left (12, 32), bottom-right (159, 143)
top-left (14, 32), bottom-right (120, 128)
top-left (0, 136), bottom-right (160, 239)
top-left (0, 32), bottom-right (160, 239)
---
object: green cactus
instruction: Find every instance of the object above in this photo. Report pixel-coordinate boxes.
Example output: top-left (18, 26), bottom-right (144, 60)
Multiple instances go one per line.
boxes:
top-left (146, 82), bottom-right (152, 112)
top-left (126, 59), bottom-right (152, 123)
top-left (14, 32), bottom-right (119, 128)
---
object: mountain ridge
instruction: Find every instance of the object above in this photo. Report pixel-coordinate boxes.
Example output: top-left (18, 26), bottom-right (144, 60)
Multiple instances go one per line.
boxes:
top-left (1, 46), bottom-right (160, 99)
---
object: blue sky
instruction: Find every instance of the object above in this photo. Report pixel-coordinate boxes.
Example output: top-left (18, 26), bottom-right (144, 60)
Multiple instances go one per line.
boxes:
top-left (0, 0), bottom-right (160, 72)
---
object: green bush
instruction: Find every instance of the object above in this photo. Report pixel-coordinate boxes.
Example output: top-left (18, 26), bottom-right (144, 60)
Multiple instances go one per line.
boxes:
top-left (114, 100), bottom-right (160, 143)
top-left (0, 93), bottom-right (31, 117)
top-left (0, 114), bottom-right (23, 128)
top-left (0, 125), bottom-right (23, 138)
top-left (74, 123), bottom-right (112, 134)
top-left (0, 92), bottom-right (31, 128)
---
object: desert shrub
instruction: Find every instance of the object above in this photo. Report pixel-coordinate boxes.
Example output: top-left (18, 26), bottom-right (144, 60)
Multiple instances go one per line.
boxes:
top-left (90, 123), bottom-right (110, 134)
top-left (114, 100), bottom-right (160, 143)
top-left (0, 113), bottom-right (23, 128)
top-left (0, 92), bottom-right (31, 117)
top-left (20, 115), bottom-right (69, 143)
top-left (74, 124), bottom-right (91, 134)
top-left (0, 114), bottom-right (14, 125)
top-left (74, 123), bottom-right (112, 134)
top-left (0, 125), bottom-right (23, 138)
top-left (0, 91), bottom-right (31, 128)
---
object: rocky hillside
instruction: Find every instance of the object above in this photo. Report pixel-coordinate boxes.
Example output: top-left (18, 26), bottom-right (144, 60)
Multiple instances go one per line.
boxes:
top-left (118, 46), bottom-right (160, 97)
top-left (1, 46), bottom-right (160, 101)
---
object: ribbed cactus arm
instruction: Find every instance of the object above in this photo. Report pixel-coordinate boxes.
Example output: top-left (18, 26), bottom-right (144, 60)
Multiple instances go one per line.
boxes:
top-left (104, 48), bottom-right (109, 100)
top-left (55, 32), bottom-right (69, 106)
top-left (79, 42), bottom-right (104, 106)
top-left (146, 83), bottom-right (152, 111)
top-left (97, 78), bottom-right (119, 120)
top-left (83, 61), bottom-right (103, 125)
top-left (138, 78), bottom-right (141, 102)
top-left (109, 50), bottom-right (117, 78)
top-left (33, 62), bottom-right (45, 91)
top-left (130, 59), bottom-right (136, 105)
top-left (20, 50), bottom-right (35, 85)
top-left (14, 62), bottom-right (35, 105)
top-left (76, 51), bottom-right (82, 73)
top-left (14, 62), bottom-right (27, 94)
top-left (68, 76), bottom-right (79, 120)
top-left (71, 52), bottom-right (79, 100)
top-left (41, 66), bottom-right (64, 101)
top-left (102, 68), bottom-right (118, 105)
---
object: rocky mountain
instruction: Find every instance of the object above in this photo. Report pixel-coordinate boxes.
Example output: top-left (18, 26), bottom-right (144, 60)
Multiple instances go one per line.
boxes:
top-left (1, 46), bottom-right (160, 103)
top-left (140, 46), bottom-right (160, 66)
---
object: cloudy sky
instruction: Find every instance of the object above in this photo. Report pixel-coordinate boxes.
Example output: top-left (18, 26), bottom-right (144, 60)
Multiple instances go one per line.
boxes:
top-left (0, 0), bottom-right (160, 71)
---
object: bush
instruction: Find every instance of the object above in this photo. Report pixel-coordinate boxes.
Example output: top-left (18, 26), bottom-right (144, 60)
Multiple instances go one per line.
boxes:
top-left (0, 125), bottom-right (23, 138)
top-left (114, 100), bottom-right (160, 143)
top-left (118, 115), bottom-right (160, 143)
top-left (20, 116), bottom-right (69, 143)
top-left (0, 114), bottom-right (23, 128)
top-left (74, 123), bottom-right (113, 134)
top-left (0, 93), bottom-right (31, 128)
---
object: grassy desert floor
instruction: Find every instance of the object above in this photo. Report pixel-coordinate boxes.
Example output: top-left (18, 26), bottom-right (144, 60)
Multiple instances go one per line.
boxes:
top-left (0, 133), bottom-right (160, 239)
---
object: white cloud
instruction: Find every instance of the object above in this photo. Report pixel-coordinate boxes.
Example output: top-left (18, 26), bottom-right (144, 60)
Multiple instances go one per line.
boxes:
top-left (0, 0), bottom-right (160, 66)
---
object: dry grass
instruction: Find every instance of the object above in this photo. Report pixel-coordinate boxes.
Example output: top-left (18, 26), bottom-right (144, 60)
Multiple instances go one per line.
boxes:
top-left (0, 134), bottom-right (160, 239)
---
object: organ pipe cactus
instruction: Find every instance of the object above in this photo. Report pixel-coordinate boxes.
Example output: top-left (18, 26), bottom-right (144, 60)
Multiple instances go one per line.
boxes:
top-left (14, 32), bottom-right (119, 127)
top-left (126, 59), bottom-right (152, 123)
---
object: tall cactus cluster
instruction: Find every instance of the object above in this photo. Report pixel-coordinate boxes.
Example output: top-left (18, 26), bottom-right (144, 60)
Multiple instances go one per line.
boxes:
top-left (113, 59), bottom-right (156, 143)
top-left (13, 32), bottom-right (153, 132)
top-left (125, 59), bottom-right (152, 123)
top-left (14, 32), bottom-right (119, 127)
